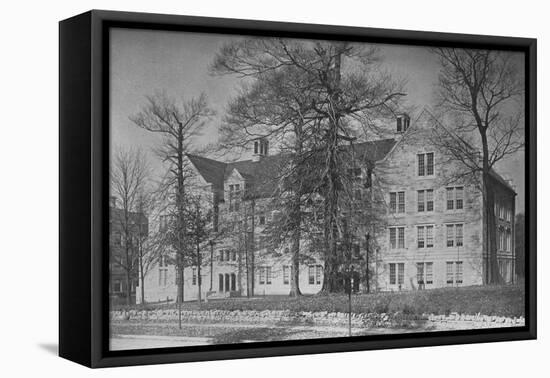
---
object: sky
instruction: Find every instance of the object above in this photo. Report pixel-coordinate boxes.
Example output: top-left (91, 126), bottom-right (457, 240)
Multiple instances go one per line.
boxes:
top-left (110, 28), bottom-right (526, 213)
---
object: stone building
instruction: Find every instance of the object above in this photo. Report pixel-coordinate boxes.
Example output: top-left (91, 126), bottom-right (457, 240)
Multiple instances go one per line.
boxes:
top-left (137, 109), bottom-right (516, 303)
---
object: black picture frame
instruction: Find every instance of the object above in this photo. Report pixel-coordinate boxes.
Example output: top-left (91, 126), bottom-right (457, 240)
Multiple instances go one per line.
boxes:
top-left (59, 9), bottom-right (537, 368)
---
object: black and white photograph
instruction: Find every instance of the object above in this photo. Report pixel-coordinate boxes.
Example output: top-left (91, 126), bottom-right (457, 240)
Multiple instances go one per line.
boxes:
top-left (107, 28), bottom-right (527, 351)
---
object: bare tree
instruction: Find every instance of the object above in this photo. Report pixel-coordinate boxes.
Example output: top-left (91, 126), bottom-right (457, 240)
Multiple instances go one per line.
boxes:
top-left (212, 39), bottom-right (406, 293)
top-left (130, 92), bottom-right (214, 305)
top-left (110, 147), bottom-right (150, 305)
top-left (134, 189), bottom-right (162, 305)
top-left (430, 48), bottom-right (524, 284)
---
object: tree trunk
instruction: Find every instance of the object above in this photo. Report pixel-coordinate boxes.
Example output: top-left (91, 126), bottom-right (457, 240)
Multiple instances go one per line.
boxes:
top-left (321, 49), bottom-right (344, 294)
top-left (481, 130), bottom-right (501, 285)
top-left (289, 214), bottom-right (302, 297)
top-left (196, 241), bottom-right (202, 305)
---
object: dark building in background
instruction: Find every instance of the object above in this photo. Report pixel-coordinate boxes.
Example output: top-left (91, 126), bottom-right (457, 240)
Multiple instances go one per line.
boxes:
top-left (109, 197), bottom-right (149, 305)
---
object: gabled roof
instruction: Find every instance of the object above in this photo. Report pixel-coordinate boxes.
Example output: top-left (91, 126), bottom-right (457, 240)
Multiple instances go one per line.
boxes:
top-left (187, 139), bottom-right (396, 196)
top-left (186, 154), bottom-right (227, 191)
top-left (351, 138), bottom-right (396, 163)
top-left (490, 169), bottom-right (516, 194)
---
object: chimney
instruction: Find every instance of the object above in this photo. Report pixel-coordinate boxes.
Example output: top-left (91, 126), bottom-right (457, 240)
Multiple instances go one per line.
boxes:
top-left (396, 113), bottom-right (410, 133)
top-left (252, 138), bottom-right (269, 162)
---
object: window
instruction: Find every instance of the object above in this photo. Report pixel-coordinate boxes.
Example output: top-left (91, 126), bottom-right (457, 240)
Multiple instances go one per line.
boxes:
top-left (506, 228), bottom-right (512, 252)
top-left (398, 192), bottom-right (405, 213)
top-left (446, 224), bottom-right (455, 247)
top-left (446, 262), bottom-right (454, 285)
top-left (417, 153), bottom-right (434, 176)
top-left (389, 192), bottom-right (396, 213)
top-left (389, 191), bottom-right (405, 213)
top-left (266, 267), bottom-right (272, 284)
top-left (426, 225), bottom-right (434, 248)
top-left (457, 224), bottom-right (464, 246)
top-left (219, 250), bottom-right (224, 262)
top-left (499, 227), bottom-right (506, 251)
top-left (113, 280), bottom-right (122, 293)
top-left (158, 255), bottom-right (168, 286)
top-left (417, 154), bottom-right (425, 176)
top-left (308, 265), bottom-right (322, 285)
top-left (308, 265), bottom-right (315, 285)
top-left (218, 274), bottom-right (224, 291)
top-left (456, 262), bottom-right (463, 284)
top-left (259, 267), bottom-right (272, 285)
top-left (192, 267), bottom-right (197, 285)
top-left (315, 265), bottom-right (322, 285)
top-left (231, 273), bottom-right (236, 291)
top-left (426, 153), bottom-right (434, 175)
top-left (389, 263), bottom-right (405, 285)
top-left (446, 224), bottom-right (464, 247)
top-left (417, 190), bottom-right (425, 212)
top-left (447, 261), bottom-right (463, 285)
top-left (456, 187), bottom-right (464, 209)
top-left (446, 186), bottom-right (464, 210)
top-left (417, 226), bottom-right (425, 248)
top-left (416, 262), bottom-right (433, 286)
top-left (231, 250), bottom-right (237, 261)
top-left (426, 189), bottom-right (434, 211)
top-left (225, 250), bottom-right (231, 262)
top-left (417, 225), bottom-right (434, 248)
top-left (283, 266), bottom-right (290, 285)
top-left (259, 215), bottom-right (266, 225)
top-left (389, 227), bottom-right (405, 249)
top-left (446, 188), bottom-right (454, 210)
top-left (425, 262), bottom-right (433, 284)
top-left (229, 184), bottom-right (241, 212)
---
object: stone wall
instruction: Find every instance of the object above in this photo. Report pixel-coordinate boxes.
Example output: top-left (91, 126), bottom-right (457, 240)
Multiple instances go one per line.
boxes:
top-left (111, 309), bottom-right (524, 330)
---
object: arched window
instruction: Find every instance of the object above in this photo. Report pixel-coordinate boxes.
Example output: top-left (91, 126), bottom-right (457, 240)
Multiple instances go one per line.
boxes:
top-left (231, 273), bottom-right (236, 291)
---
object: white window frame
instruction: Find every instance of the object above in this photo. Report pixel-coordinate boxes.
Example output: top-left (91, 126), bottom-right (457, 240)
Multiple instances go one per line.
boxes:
top-left (446, 223), bottom-right (464, 247)
top-left (389, 262), bottom-right (405, 286)
top-left (389, 191), bottom-right (405, 214)
top-left (283, 265), bottom-right (290, 285)
top-left (417, 225), bottom-right (434, 248)
top-left (158, 255), bottom-right (168, 287)
top-left (417, 189), bottom-right (434, 212)
top-left (416, 262), bottom-right (434, 286)
top-left (446, 261), bottom-right (463, 286)
top-left (417, 152), bottom-right (435, 177)
top-left (389, 226), bottom-right (405, 249)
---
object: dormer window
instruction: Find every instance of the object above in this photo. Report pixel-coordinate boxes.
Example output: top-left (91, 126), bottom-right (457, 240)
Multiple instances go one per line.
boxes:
top-left (252, 138), bottom-right (269, 161)
top-left (396, 114), bottom-right (410, 133)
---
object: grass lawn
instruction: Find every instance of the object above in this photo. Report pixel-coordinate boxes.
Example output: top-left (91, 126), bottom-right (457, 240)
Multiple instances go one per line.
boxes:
top-left (113, 284), bottom-right (525, 318)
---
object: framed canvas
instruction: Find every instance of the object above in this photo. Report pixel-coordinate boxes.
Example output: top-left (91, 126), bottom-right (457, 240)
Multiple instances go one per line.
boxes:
top-left (59, 10), bottom-right (537, 368)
